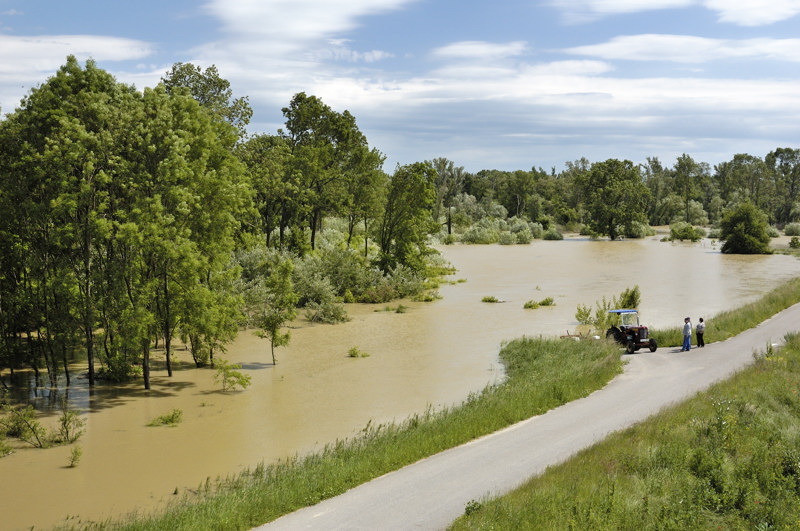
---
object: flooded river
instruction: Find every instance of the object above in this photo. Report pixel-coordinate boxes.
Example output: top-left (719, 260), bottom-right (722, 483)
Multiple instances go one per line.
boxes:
top-left (2, 236), bottom-right (800, 530)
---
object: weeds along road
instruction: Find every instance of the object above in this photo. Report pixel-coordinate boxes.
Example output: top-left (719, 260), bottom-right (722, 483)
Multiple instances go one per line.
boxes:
top-left (256, 303), bottom-right (800, 531)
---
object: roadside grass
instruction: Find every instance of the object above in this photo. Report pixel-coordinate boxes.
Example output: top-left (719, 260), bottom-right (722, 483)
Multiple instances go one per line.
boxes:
top-left (89, 338), bottom-right (623, 531)
top-left (650, 276), bottom-right (800, 348)
top-left (450, 333), bottom-right (800, 530)
top-left (66, 277), bottom-right (800, 531)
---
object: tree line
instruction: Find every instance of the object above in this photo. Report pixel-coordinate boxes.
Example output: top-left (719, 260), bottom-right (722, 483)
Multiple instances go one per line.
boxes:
top-left (0, 57), bottom-right (798, 391)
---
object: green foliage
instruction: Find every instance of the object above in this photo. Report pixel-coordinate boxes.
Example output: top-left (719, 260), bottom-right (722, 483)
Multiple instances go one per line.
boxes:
top-left (525, 297), bottom-right (555, 309)
top-left (784, 222), bottom-right (800, 236)
top-left (669, 221), bottom-right (703, 241)
top-left (575, 286), bottom-right (640, 332)
top-left (720, 201), bottom-right (771, 254)
top-left (578, 159), bottom-right (651, 240)
top-left (68, 445), bottom-right (83, 467)
top-left (542, 228), bottom-right (564, 240)
top-left (148, 409), bottom-right (184, 427)
top-left (54, 401), bottom-right (85, 444)
top-left (790, 236), bottom-right (800, 249)
top-left (481, 296), bottom-right (500, 303)
top-left (1, 405), bottom-right (48, 448)
top-left (347, 347), bottom-right (370, 358)
top-left (214, 359), bottom-right (252, 392)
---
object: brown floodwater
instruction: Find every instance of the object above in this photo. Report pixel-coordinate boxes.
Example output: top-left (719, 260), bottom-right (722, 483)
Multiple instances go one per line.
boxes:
top-left (2, 236), bottom-right (800, 530)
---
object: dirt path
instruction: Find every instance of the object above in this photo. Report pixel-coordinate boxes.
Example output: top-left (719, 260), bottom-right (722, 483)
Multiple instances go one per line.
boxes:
top-left (257, 303), bottom-right (800, 530)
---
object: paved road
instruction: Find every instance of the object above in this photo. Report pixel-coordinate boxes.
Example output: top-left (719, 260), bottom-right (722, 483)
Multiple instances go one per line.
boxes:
top-left (257, 303), bottom-right (800, 531)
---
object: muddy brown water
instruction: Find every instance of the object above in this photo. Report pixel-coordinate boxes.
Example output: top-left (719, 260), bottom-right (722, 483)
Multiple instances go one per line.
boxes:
top-left (2, 236), bottom-right (800, 530)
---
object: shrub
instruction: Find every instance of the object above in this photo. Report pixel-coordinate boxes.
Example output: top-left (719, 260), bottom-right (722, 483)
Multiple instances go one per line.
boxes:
top-left (148, 409), bottom-right (184, 427)
top-left (543, 228), bottom-right (563, 240)
top-left (214, 360), bottom-right (252, 393)
top-left (624, 221), bottom-right (654, 239)
top-left (68, 445), bottom-right (83, 467)
top-left (348, 347), bottom-right (370, 358)
top-left (498, 231), bottom-right (516, 245)
top-left (669, 221), bottom-right (702, 242)
top-left (482, 296), bottom-right (500, 303)
top-left (784, 222), bottom-right (800, 236)
top-left (523, 300), bottom-right (539, 309)
top-left (767, 225), bottom-right (781, 238)
top-left (790, 236), bottom-right (800, 249)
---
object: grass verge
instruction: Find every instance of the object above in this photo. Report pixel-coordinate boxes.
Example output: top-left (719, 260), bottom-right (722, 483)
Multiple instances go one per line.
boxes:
top-left (450, 333), bottom-right (800, 530)
top-left (80, 338), bottom-right (622, 530)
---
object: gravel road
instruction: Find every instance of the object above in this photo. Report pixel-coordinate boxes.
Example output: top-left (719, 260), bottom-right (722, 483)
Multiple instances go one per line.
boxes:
top-left (257, 303), bottom-right (800, 530)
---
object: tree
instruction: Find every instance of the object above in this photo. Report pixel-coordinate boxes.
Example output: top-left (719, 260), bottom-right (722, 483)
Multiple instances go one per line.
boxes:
top-left (671, 154), bottom-right (709, 223)
top-left (243, 250), bottom-right (298, 365)
top-left (719, 201), bottom-right (771, 254)
top-left (280, 93), bottom-right (377, 251)
top-left (578, 159), bottom-right (650, 240)
top-left (377, 162), bottom-right (437, 272)
top-left (161, 62), bottom-right (252, 140)
top-left (766, 147), bottom-right (800, 224)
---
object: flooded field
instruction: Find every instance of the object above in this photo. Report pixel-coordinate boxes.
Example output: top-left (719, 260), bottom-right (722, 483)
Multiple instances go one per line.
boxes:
top-left (2, 236), bottom-right (800, 530)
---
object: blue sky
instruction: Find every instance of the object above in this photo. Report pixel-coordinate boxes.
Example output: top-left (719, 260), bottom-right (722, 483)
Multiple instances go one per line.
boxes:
top-left (1, 0), bottom-right (798, 173)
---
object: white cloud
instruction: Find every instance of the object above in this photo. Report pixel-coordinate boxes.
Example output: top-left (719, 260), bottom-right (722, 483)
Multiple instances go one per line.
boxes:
top-left (565, 34), bottom-right (800, 63)
top-left (0, 34), bottom-right (153, 74)
top-left (432, 41), bottom-right (529, 61)
top-left (550, 0), bottom-right (800, 26)
top-left (704, 0), bottom-right (800, 26)
top-left (548, 0), bottom-right (694, 23)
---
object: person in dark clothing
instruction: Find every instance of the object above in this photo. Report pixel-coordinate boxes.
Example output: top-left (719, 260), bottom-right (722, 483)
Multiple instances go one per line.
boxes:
top-left (696, 317), bottom-right (705, 347)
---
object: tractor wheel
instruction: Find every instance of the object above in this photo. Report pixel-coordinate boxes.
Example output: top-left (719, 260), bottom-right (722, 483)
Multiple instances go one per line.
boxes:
top-left (626, 341), bottom-right (636, 354)
top-left (649, 338), bottom-right (658, 352)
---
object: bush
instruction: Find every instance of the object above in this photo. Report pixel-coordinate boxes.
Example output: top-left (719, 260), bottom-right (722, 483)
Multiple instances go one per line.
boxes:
top-left (784, 222), bottom-right (800, 236)
top-left (624, 221), bottom-right (654, 239)
top-left (669, 221), bottom-right (703, 242)
top-left (148, 409), bottom-right (184, 426)
top-left (767, 225), bottom-right (781, 238)
top-left (543, 228), bottom-right (563, 240)
top-left (790, 236), bottom-right (800, 249)
top-left (498, 231), bottom-right (516, 245)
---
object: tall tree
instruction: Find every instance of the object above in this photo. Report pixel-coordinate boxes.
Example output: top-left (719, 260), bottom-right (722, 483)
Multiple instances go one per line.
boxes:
top-left (161, 62), bottom-right (252, 140)
top-left (377, 162), bottom-right (437, 272)
top-left (766, 147), bottom-right (800, 224)
top-left (578, 159), bottom-right (650, 240)
top-left (719, 201), bottom-right (771, 254)
top-left (280, 93), bottom-right (378, 251)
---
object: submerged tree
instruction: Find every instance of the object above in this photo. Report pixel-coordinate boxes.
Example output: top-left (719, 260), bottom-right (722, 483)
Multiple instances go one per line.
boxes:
top-left (719, 201), bottom-right (771, 254)
top-left (578, 159), bottom-right (650, 240)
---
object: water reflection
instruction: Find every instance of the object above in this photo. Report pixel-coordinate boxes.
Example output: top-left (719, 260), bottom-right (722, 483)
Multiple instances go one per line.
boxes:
top-left (1, 237), bottom-right (799, 530)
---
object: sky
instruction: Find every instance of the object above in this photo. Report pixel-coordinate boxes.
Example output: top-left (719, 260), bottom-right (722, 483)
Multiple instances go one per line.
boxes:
top-left (0, 0), bottom-right (798, 174)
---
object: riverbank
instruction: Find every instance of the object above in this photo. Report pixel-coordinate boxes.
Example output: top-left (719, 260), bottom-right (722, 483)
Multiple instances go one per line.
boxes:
top-left (104, 277), bottom-right (800, 530)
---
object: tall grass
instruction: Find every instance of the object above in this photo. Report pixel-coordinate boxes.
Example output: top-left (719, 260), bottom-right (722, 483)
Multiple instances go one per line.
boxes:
top-left (86, 338), bottom-right (622, 531)
top-left (450, 332), bottom-right (800, 530)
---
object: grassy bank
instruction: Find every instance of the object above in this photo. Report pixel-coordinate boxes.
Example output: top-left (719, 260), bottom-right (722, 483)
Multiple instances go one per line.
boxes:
top-left (78, 277), bottom-right (800, 530)
top-left (450, 333), bottom-right (800, 530)
top-left (86, 338), bottom-right (622, 530)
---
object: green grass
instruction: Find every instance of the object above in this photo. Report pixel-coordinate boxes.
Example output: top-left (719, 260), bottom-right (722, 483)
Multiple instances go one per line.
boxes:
top-left (651, 277), bottom-right (800, 348)
top-left (88, 338), bottom-right (622, 530)
top-left (450, 333), bottom-right (800, 530)
top-left (67, 277), bottom-right (800, 531)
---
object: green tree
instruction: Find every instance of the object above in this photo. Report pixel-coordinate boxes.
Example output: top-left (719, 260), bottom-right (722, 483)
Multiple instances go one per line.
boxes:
top-left (578, 159), bottom-right (650, 240)
top-left (671, 154), bottom-right (709, 223)
top-left (243, 250), bottom-right (298, 365)
top-left (377, 162), bottom-right (437, 272)
top-left (280, 93), bottom-right (376, 251)
top-left (766, 147), bottom-right (800, 224)
top-left (161, 62), bottom-right (252, 140)
top-left (719, 201), bottom-right (771, 254)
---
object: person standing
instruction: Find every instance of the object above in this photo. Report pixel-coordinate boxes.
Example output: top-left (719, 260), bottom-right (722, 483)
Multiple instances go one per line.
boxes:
top-left (681, 317), bottom-right (692, 351)
top-left (696, 317), bottom-right (705, 347)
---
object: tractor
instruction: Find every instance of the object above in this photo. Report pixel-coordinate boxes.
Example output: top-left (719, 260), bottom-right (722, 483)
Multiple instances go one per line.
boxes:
top-left (606, 309), bottom-right (657, 353)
